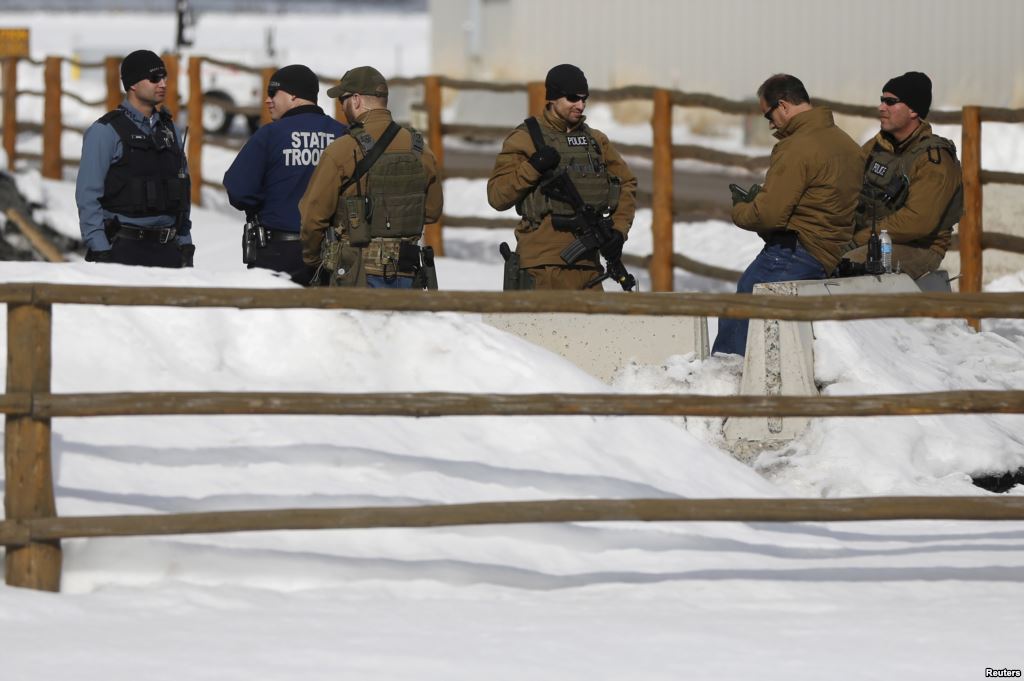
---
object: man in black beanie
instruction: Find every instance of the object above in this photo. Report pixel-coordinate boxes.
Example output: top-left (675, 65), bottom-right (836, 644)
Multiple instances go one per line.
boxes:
top-left (76, 49), bottom-right (194, 268)
top-left (223, 64), bottom-right (346, 284)
top-left (841, 71), bottom-right (963, 279)
top-left (487, 64), bottom-right (636, 290)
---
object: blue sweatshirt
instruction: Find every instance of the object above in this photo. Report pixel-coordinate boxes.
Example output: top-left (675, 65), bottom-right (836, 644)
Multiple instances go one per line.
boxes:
top-left (75, 99), bottom-right (192, 251)
top-left (223, 105), bottom-right (347, 232)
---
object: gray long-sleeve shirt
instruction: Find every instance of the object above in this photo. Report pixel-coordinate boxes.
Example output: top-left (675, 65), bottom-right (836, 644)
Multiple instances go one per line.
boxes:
top-left (75, 99), bottom-right (192, 251)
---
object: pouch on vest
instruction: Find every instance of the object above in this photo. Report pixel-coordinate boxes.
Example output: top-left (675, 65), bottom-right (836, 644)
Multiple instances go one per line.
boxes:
top-left (345, 195), bottom-right (372, 246)
top-left (330, 243), bottom-right (365, 288)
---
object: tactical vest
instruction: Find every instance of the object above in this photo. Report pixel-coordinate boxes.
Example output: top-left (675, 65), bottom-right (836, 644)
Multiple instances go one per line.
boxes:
top-left (99, 108), bottom-right (189, 220)
top-left (516, 118), bottom-right (619, 226)
top-left (856, 132), bottom-right (964, 240)
top-left (333, 123), bottom-right (428, 246)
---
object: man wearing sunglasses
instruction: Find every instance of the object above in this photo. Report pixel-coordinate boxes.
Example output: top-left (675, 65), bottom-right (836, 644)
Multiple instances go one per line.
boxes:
top-left (714, 73), bottom-right (862, 356)
top-left (487, 64), bottom-right (637, 290)
top-left (841, 72), bottom-right (962, 279)
top-left (299, 66), bottom-right (442, 288)
top-left (76, 50), bottom-right (194, 268)
top-left (223, 64), bottom-right (347, 285)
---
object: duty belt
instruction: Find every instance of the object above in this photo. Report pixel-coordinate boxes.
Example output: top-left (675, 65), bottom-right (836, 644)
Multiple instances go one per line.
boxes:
top-left (116, 225), bottom-right (178, 244)
top-left (266, 229), bottom-right (302, 242)
top-left (766, 231), bottom-right (800, 251)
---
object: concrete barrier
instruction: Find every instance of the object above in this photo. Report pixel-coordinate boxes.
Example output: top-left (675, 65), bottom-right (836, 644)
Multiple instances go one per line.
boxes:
top-left (724, 273), bottom-right (940, 451)
top-left (484, 300), bottom-right (709, 384)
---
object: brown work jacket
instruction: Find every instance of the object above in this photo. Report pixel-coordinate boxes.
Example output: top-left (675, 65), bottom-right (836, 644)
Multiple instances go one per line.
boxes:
top-left (733, 106), bottom-right (863, 272)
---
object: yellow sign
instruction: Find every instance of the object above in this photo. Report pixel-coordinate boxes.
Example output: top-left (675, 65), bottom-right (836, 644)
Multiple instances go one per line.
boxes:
top-left (0, 28), bottom-right (29, 59)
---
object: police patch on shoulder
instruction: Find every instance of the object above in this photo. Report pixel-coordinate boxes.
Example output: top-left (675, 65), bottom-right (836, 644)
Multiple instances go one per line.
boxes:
top-left (566, 135), bottom-right (589, 146)
top-left (869, 161), bottom-right (888, 177)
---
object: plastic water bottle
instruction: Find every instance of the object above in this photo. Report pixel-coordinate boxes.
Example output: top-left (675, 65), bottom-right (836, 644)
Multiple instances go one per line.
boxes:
top-left (880, 229), bottom-right (893, 274)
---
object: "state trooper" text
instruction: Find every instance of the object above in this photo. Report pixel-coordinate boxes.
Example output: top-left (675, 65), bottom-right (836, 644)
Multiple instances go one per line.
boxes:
top-left (282, 131), bottom-right (337, 166)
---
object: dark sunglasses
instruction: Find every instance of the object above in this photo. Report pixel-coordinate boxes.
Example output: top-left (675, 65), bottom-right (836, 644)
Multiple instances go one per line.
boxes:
top-left (564, 93), bottom-right (588, 103)
top-left (338, 92), bottom-right (356, 103)
top-left (147, 70), bottom-right (167, 83)
top-left (763, 101), bottom-right (780, 121)
top-left (880, 96), bottom-right (902, 106)
top-left (266, 85), bottom-right (279, 98)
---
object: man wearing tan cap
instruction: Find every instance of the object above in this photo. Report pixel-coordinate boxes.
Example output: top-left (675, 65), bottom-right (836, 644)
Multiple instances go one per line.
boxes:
top-left (299, 66), bottom-right (443, 288)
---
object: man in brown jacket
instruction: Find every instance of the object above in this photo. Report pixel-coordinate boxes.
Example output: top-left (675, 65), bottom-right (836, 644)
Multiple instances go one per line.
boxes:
top-left (842, 72), bottom-right (963, 279)
top-left (487, 64), bottom-right (637, 290)
top-left (299, 66), bottom-right (443, 288)
top-left (713, 73), bottom-right (862, 356)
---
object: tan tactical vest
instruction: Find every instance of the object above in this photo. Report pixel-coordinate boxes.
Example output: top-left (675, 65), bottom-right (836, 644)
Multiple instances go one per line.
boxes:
top-left (333, 125), bottom-right (428, 246)
top-left (856, 133), bottom-right (964, 240)
top-left (516, 119), bottom-right (619, 225)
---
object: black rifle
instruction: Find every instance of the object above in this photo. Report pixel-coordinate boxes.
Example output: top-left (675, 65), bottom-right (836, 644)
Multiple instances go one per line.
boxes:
top-left (864, 185), bottom-right (884, 275)
top-left (541, 171), bottom-right (636, 291)
top-left (242, 210), bottom-right (267, 266)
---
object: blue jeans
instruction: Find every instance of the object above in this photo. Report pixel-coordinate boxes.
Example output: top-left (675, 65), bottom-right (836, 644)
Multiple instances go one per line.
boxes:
top-left (712, 240), bottom-right (827, 356)
top-left (366, 274), bottom-right (415, 289)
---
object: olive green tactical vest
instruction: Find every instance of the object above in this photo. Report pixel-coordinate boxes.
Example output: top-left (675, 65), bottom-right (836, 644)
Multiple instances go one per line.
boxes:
top-left (516, 120), bottom-right (619, 225)
top-left (333, 125), bottom-right (428, 246)
top-left (856, 133), bottom-right (964, 241)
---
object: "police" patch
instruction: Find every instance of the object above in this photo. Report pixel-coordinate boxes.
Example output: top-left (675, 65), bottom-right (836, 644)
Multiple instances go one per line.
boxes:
top-left (566, 135), bottom-right (589, 146)
top-left (870, 161), bottom-right (888, 177)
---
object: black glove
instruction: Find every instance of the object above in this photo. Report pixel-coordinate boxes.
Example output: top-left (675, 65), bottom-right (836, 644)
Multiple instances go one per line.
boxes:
top-left (85, 249), bottom-right (112, 263)
top-left (528, 145), bottom-right (560, 174)
top-left (599, 228), bottom-right (625, 261)
top-left (179, 244), bottom-right (196, 268)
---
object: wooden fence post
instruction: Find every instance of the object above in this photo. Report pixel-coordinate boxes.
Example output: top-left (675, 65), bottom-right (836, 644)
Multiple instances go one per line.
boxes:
top-left (104, 56), bottom-right (121, 111)
top-left (161, 53), bottom-right (180, 121)
top-left (423, 75), bottom-right (444, 255)
top-left (260, 66), bottom-right (275, 128)
top-left (188, 56), bottom-right (204, 207)
top-left (527, 81), bottom-right (545, 119)
top-left (42, 56), bottom-right (62, 180)
top-left (651, 89), bottom-right (674, 292)
top-left (2, 57), bottom-right (17, 170)
top-left (4, 299), bottom-right (60, 592)
top-left (960, 105), bottom-right (983, 330)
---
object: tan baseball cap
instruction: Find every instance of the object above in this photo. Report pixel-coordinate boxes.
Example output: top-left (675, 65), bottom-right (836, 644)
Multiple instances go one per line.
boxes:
top-left (326, 66), bottom-right (388, 99)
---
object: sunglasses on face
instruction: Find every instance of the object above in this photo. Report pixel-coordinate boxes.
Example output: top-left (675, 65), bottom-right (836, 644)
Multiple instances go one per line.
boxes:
top-left (267, 85), bottom-right (280, 98)
top-left (763, 101), bottom-right (780, 121)
top-left (880, 96), bottom-right (902, 106)
top-left (147, 70), bottom-right (167, 83)
top-left (564, 93), bottom-right (588, 103)
top-left (339, 92), bottom-right (356, 103)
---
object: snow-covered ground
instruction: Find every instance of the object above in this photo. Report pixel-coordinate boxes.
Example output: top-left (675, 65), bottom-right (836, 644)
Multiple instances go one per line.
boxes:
top-left (1, 9), bottom-right (1024, 680)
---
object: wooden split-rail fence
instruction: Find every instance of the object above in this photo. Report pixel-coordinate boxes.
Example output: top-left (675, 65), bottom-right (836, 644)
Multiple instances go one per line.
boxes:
top-left (2, 284), bottom-right (1024, 592)
top-left (2, 54), bottom-right (1024, 299)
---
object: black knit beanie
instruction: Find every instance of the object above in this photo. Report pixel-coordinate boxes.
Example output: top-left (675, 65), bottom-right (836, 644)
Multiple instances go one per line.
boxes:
top-left (545, 64), bottom-right (589, 100)
top-left (883, 71), bottom-right (932, 119)
top-left (268, 64), bottom-right (320, 102)
top-left (120, 50), bottom-right (166, 91)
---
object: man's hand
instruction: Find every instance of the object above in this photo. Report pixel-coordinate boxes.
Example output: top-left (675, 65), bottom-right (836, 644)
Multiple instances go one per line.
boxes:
top-left (730, 183), bottom-right (762, 205)
top-left (599, 228), bottom-right (625, 261)
top-left (528, 145), bottom-right (561, 174)
top-left (179, 244), bottom-right (196, 268)
top-left (85, 249), bottom-right (112, 263)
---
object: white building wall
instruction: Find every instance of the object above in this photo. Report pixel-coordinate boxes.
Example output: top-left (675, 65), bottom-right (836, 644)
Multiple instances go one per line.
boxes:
top-left (431, 0), bottom-right (1024, 108)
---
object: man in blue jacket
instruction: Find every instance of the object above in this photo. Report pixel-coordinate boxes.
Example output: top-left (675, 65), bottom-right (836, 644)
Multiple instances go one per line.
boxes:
top-left (223, 64), bottom-right (347, 284)
top-left (76, 50), bottom-right (193, 267)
